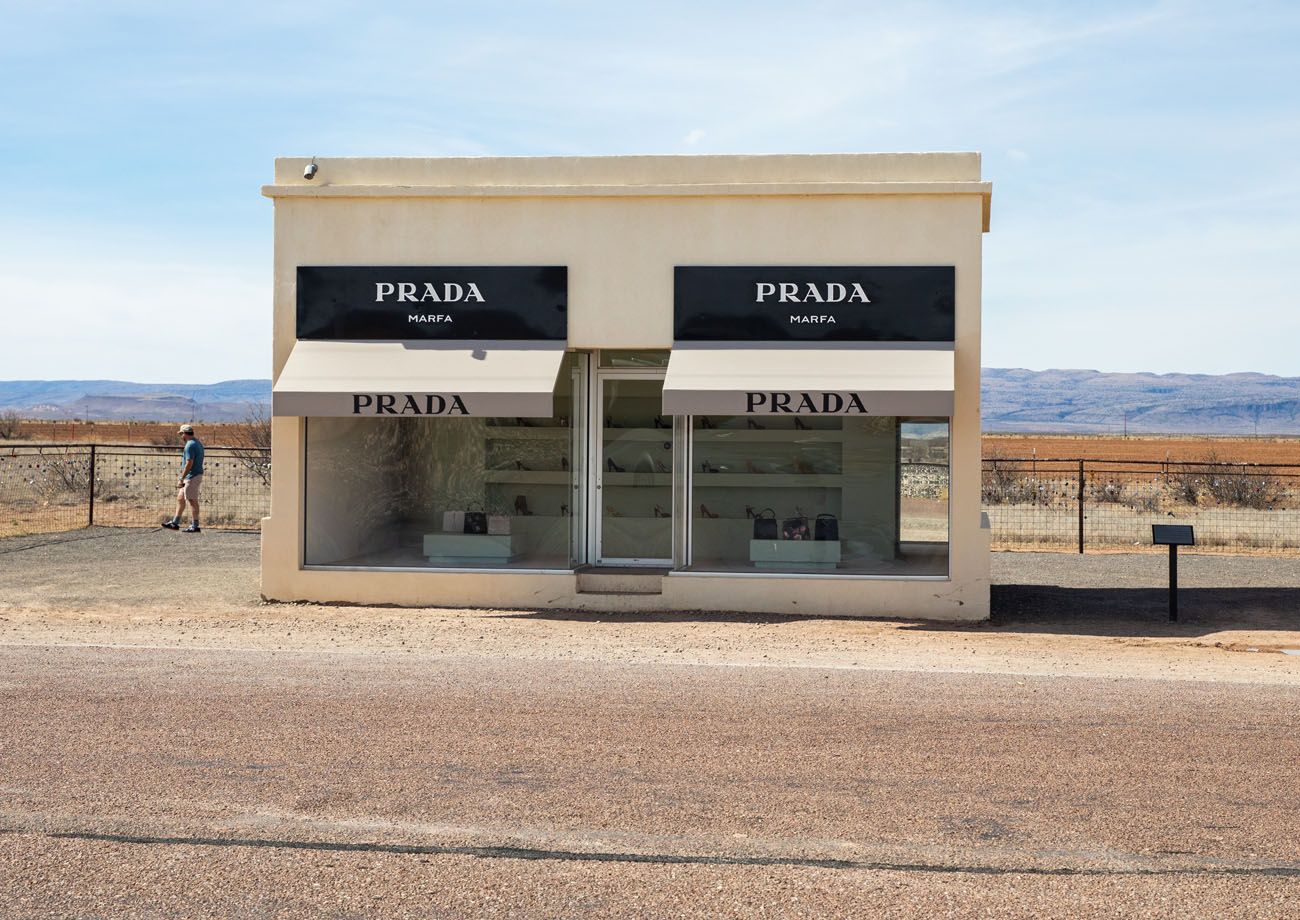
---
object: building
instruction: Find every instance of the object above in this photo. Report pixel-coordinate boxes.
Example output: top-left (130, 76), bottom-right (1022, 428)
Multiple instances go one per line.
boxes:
top-left (261, 153), bottom-right (991, 620)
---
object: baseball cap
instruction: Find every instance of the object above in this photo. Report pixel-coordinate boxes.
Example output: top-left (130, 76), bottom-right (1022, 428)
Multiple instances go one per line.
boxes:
top-left (178, 424), bottom-right (195, 434)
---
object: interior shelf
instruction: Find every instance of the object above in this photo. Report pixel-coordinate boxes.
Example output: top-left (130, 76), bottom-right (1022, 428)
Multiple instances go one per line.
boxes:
top-left (693, 429), bottom-right (845, 442)
top-left (692, 473), bottom-right (842, 487)
top-left (484, 427), bottom-right (570, 440)
top-left (484, 470), bottom-right (570, 484)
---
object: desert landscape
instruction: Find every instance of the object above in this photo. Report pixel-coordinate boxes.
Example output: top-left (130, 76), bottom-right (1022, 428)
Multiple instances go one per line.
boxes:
top-left (4, 427), bottom-right (1299, 552)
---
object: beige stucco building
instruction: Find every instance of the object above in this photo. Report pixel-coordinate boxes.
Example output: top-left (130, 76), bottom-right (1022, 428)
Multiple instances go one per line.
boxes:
top-left (261, 153), bottom-right (992, 620)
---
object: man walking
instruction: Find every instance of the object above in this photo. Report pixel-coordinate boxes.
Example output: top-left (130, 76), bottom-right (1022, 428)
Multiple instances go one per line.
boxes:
top-left (163, 424), bottom-right (204, 533)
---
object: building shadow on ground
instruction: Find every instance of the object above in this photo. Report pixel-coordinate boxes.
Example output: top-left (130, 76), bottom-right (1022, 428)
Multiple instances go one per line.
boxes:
top-left (498, 587), bottom-right (1300, 639)
top-left (970, 585), bottom-right (1300, 639)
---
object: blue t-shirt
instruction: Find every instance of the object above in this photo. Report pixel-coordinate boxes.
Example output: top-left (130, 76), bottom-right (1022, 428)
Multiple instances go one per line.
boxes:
top-left (183, 438), bottom-right (205, 478)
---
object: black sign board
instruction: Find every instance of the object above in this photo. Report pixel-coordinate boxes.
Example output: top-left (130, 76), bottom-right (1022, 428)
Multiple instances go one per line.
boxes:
top-left (1152, 525), bottom-right (1195, 546)
top-left (297, 266), bottom-right (567, 341)
top-left (674, 266), bottom-right (954, 342)
top-left (1152, 524), bottom-right (1195, 622)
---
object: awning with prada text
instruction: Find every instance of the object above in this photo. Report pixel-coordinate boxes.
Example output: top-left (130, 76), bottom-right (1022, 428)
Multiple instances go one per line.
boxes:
top-left (272, 340), bottom-right (566, 418)
top-left (661, 344), bottom-right (954, 417)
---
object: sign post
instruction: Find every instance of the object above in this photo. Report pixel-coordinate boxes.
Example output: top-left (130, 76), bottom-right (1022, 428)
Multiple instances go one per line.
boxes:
top-left (1151, 525), bottom-right (1195, 622)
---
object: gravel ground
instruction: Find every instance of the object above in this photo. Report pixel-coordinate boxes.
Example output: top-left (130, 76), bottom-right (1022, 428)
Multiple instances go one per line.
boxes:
top-left (2, 647), bottom-right (1299, 918)
top-left (3, 529), bottom-right (1300, 916)
top-left (2, 528), bottom-right (1299, 684)
top-left (1, 525), bottom-right (1296, 610)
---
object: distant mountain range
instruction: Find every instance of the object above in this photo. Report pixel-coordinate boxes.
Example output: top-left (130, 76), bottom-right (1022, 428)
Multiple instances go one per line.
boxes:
top-left (1, 370), bottom-right (1298, 434)
top-left (0, 379), bottom-right (269, 423)
top-left (982, 369), bottom-right (1300, 435)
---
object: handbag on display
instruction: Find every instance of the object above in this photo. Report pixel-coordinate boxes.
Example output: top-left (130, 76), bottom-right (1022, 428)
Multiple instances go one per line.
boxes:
top-left (752, 508), bottom-right (778, 540)
top-left (463, 504), bottom-right (488, 535)
top-left (814, 513), bottom-right (839, 541)
top-left (442, 510), bottom-right (465, 533)
top-left (781, 514), bottom-right (810, 541)
top-left (487, 514), bottom-right (511, 535)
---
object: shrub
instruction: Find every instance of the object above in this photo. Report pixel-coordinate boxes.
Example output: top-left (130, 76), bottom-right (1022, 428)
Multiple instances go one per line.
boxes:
top-left (982, 458), bottom-right (1043, 505)
top-left (1168, 451), bottom-right (1284, 510)
top-left (229, 404), bottom-right (272, 488)
top-left (36, 447), bottom-right (92, 499)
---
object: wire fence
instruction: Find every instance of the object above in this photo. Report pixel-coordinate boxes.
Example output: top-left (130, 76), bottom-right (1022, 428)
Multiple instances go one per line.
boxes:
top-left (0, 443), bottom-right (270, 538)
top-left (2, 445), bottom-right (1297, 555)
top-left (983, 458), bottom-right (1300, 554)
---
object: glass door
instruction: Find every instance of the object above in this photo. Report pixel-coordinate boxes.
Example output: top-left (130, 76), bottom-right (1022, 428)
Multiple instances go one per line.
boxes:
top-left (594, 373), bottom-right (673, 565)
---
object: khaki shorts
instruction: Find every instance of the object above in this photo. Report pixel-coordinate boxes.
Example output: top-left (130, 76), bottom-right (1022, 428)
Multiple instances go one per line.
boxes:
top-left (179, 474), bottom-right (203, 502)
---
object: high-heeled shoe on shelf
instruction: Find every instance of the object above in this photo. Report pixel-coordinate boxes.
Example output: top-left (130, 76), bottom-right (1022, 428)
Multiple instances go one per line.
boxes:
top-left (654, 504), bottom-right (670, 518)
top-left (745, 505), bottom-right (756, 519)
top-left (560, 503), bottom-right (570, 517)
top-left (515, 417), bottom-right (533, 428)
top-left (747, 419), bottom-right (765, 430)
top-left (701, 417), bottom-right (715, 429)
top-left (794, 417), bottom-right (810, 430)
top-left (561, 456), bottom-right (570, 471)
top-left (701, 460), bottom-right (717, 474)
top-left (514, 459), bottom-right (530, 471)
top-left (700, 504), bottom-right (720, 519)
top-left (653, 415), bottom-right (669, 429)
top-left (607, 457), bottom-right (625, 473)
top-left (655, 459), bottom-right (670, 473)
top-left (514, 494), bottom-right (534, 516)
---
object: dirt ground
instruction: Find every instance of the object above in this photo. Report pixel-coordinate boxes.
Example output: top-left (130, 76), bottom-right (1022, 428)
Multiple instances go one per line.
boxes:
top-left (984, 433), bottom-right (1300, 464)
top-left (4, 529), bottom-right (1300, 917)
top-left (4, 646), bottom-right (1300, 919)
top-left (1, 528), bottom-right (1297, 685)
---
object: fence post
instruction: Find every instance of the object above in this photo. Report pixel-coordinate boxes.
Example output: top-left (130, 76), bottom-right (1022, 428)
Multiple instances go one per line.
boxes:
top-left (87, 444), bottom-right (96, 527)
top-left (1077, 459), bottom-right (1085, 554)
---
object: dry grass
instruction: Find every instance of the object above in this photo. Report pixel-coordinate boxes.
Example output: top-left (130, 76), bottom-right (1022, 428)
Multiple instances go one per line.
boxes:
top-left (984, 434), bottom-right (1300, 464)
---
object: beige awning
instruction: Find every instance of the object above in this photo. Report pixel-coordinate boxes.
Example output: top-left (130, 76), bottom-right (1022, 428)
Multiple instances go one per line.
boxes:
top-left (662, 345), bottom-right (954, 416)
top-left (272, 340), bottom-right (566, 417)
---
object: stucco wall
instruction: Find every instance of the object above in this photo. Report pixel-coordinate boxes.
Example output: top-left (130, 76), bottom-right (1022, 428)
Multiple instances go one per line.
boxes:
top-left (262, 154), bottom-right (990, 620)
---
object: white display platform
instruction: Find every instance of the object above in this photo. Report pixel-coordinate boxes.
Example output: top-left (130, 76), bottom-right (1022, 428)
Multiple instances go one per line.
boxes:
top-left (749, 539), bottom-right (841, 569)
top-left (423, 532), bottom-right (520, 565)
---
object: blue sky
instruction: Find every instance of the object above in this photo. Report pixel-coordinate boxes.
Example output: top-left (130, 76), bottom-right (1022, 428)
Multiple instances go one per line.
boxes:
top-left (1, 0), bottom-right (1297, 382)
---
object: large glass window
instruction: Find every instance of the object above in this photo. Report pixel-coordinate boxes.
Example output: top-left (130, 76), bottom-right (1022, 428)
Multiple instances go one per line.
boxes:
top-left (304, 355), bottom-right (582, 569)
top-left (689, 416), bottom-right (948, 576)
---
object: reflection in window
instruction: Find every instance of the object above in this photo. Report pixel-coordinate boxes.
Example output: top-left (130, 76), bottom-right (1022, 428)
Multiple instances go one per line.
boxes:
top-left (304, 356), bottom-right (580, 569)
top-left (899, 420), bottom-right (950, 546)
top-left (689, 416), bottom-right (948, 576)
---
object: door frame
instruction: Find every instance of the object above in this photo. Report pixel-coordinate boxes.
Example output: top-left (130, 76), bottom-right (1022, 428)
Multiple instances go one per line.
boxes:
top-left (587, 366), bottom-right (673, 566)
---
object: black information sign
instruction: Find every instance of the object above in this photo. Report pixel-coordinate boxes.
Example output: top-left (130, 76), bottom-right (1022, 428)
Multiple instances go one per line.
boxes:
top-left (674, 266), bottom-right (954, 342)
top-left (1152, 524), bottom-right (1195, 622)
top-left (1151, 525), bottom-right (1195, 546)
top-left (297, 266), bottom-right (568, 341)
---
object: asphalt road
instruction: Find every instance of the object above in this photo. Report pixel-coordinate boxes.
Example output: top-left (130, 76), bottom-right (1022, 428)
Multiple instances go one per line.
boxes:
top-left (3, 645), bottom-right (1299, 918)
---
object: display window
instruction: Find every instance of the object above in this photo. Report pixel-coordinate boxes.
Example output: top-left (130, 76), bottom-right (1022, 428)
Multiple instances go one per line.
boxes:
top-left (687, 416), bottom-right (949, 576)
top-left (304, 354), bottom-right (583, 569)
